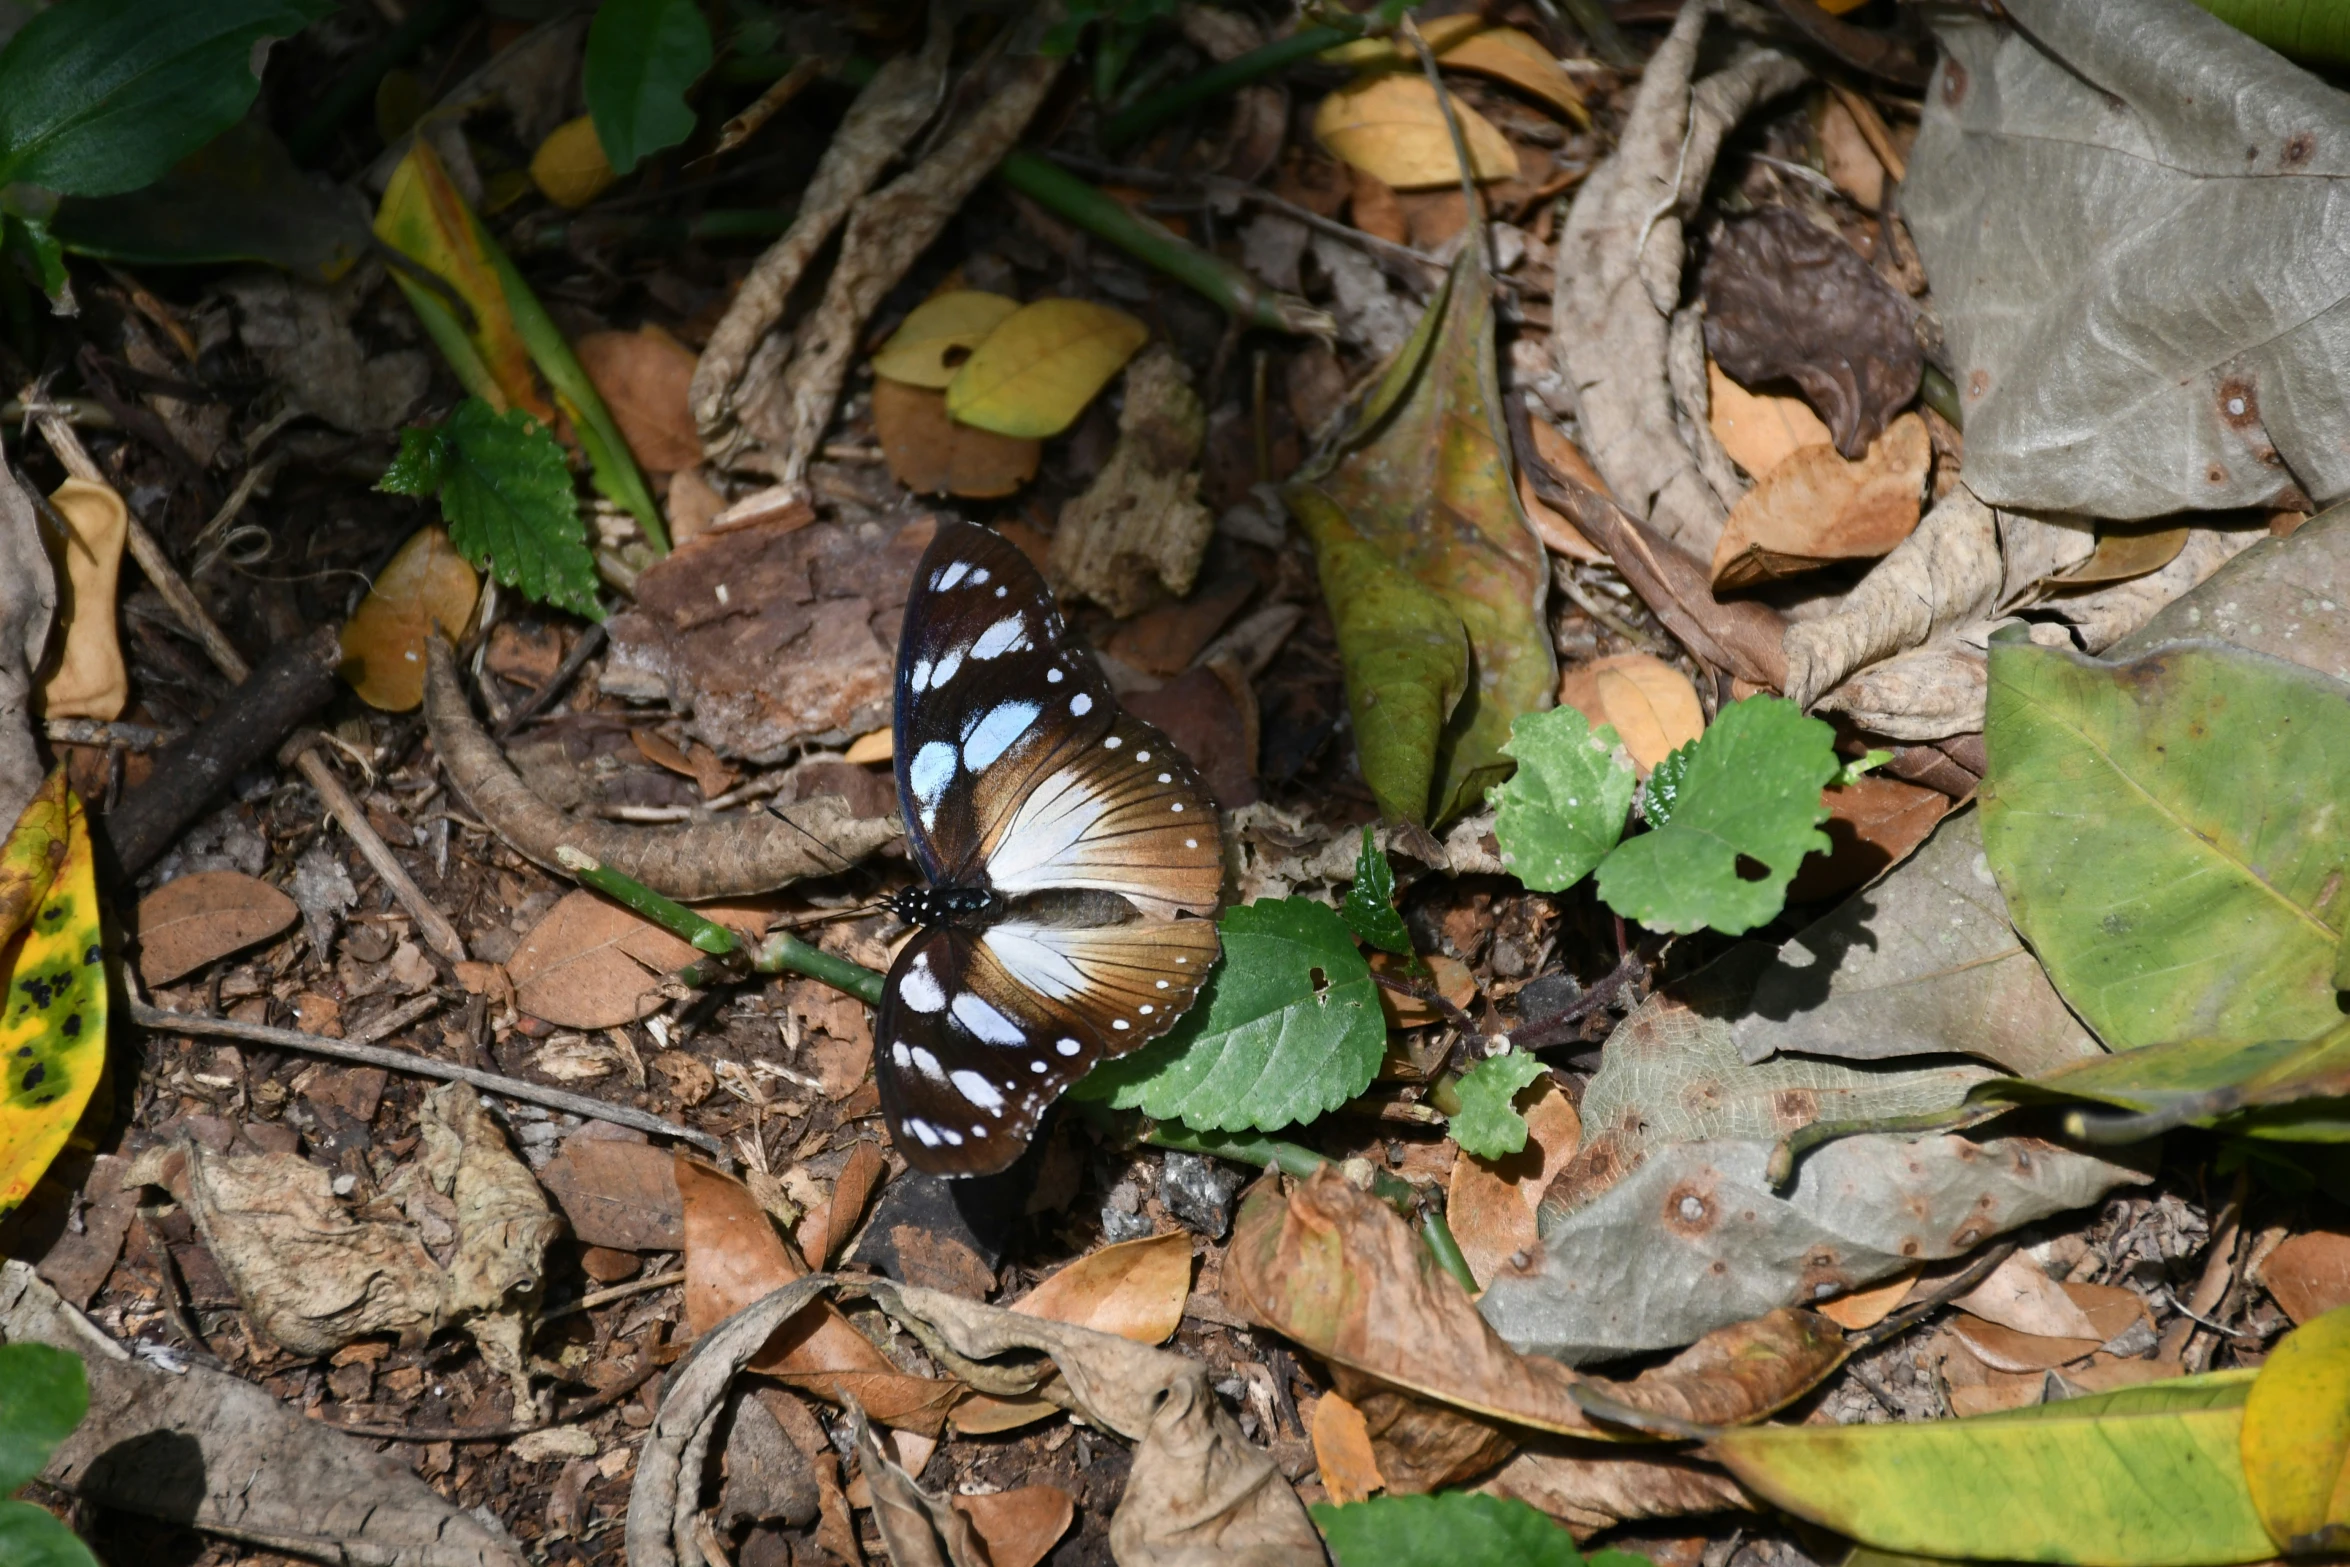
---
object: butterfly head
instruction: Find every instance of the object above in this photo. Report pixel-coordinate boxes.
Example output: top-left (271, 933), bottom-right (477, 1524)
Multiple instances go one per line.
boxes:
top-left (890, 883), bottom-right (999, 929)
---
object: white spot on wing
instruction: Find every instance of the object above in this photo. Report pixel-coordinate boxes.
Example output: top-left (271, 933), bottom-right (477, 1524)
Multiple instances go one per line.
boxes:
top-left (942, 1127), bottom-right (964, 1146)
top-left (1112, 1019), bottom-right (1130, 1031)
top-left (1056, 1037), bottom-right (1083, 1056)
top-left (935, 562), bottom-right (970, 591)
top-left (968, 568), bottom-right (990, 586)
top-left (1104, 736), bottom-right (1122, 749)
top-left (951, 992), bottom-right (1026, 1045)
top-left (892, 1043), bottom-right (912, 1066)
top-left (908, 1119), bottom-right (941, 1147)
top-left (971, 616), bottom-right (1029, 660)
top-left (1070, 692), bottom-right (1093, 715)
top-left (910, 658), bottom-right (932, 692)
top-left (898, 960), bottom-right (947, 1014)
top-left (1030, 1059), bottom-right (1049, 1073)
top-left (908, 742), bottom-right (957, 831)
top-left (950, 1069), bottom-right (1006, 1113)
top-left (1047, 667), bottom-right (1064, 684)
top-left (963, 702), bottom-right (1039, 770)
top-left (910, 1046), bottom-right (944, 1082)
top-left (928, 648), bottom-right (963, 688)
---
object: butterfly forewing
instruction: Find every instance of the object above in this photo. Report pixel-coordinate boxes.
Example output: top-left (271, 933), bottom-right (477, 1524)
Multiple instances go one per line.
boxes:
top-left (982, 714), bottom-right (1223, 920)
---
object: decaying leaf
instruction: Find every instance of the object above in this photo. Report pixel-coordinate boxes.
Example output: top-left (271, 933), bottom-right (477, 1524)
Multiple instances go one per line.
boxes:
top-left (853, 1404), bottom-right (992, 1567)
top-left (874, 377), bottom-right (1042, 499)
top-left (33, 477), bottom-right (129, 721)
top-left (1228, 1168), bottom-right (1847, 1435)
top-left (537, 1129), bottom-right (683, 1251)
top-left (1478, 1441), bottom-right (1754, 1539)
top-left (1448, 1079), bottom-right (1581, 1288)
top-left (2256, 1232), bottom-right (2350, 1326)
top-left (1981, 636), bottom-right (2350, 1052)
top-left (0, 777), bottom-right (105, 1219)
top-left (338, 524), bottom-right (481, 711)
top-left (574, 324), bottom-right (703, 474)
top-left (1556, 653), bottom-right (1702, 774)
top-left (1285, 248), bottom-right (1556, 826)
top-left (945, 297), bottom-right (1149, 440)
top-left (1313, 1391), bottom-right (1387, 1505)
top-left (1701, 208), bottom-right (1921, 460)
top-left (134, 870), bottom-right (299, 985)
top-left (1710, 414), bottom-right (1930, 590)
top-left (872, 290), bottom-right (1022, 389)
top-left (1312, 72), bottom-right (1518, 189)
top-left (1733, 808), bottom-right (2104, 1075)
top-left (1707, 359), bottom-right (1834, 482)
top-left (1903, 0), bottom-right (2350, 517)
top-left (505, 889), bottom-right (696, 1028)
top-left (2108, 500), bottom-right (2350, 681)
top-left (403, 1083), bottom-right (562, 1394)
top-left (1429, 24), bottom-right (1590, 127)
top-left (1048, 345), bottom-right (1215, 615)
top-left (1010, 1230), bottom-right (1193, 1343)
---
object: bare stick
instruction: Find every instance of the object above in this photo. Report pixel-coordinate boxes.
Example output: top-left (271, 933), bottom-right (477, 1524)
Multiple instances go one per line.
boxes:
top-left (128, 1000), bottom-right (724, 1157)
top-left (281, 730), bottom-right (468, 962)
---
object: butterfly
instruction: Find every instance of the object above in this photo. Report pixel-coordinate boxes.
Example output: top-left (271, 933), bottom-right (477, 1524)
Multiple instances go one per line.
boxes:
top-left (875, 521), bottom-right (1224, 1176)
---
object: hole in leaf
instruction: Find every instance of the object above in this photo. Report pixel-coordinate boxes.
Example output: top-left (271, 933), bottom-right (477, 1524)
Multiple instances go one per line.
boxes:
top-left (942, 346), bottom-right (972, 369)
top-left (1309, 966), bottom-right (1330, 1000)
top-left (1733, 854), bottom-right (1770, 882)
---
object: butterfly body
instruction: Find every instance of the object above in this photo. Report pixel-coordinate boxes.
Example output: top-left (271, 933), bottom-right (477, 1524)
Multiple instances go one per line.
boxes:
top-left (876, 522), bottom-right (1225, 1176)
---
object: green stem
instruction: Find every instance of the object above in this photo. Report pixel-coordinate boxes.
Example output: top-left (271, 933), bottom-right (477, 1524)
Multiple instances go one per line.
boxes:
top-left (1142, 1122), bottom-right (1418, 1210)
top-left (1419, 1209), bottom-right (1480, 1296)
top-left (1102, 24), bottom-right (1355, 149)
top-left (997, 150), bottom-right (1332, 338)
top-left (555, 848), bottom-right (886, 1005)
top-left (1918, 362), bottom-right (1963, 430)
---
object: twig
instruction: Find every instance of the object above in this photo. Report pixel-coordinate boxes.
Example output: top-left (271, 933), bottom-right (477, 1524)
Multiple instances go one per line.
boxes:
top-left (42, 718), bottom-right (181, 750)
top-left (280, 730), bottom-right (468, 962)
top-left (1509, 946), bottom-right (1647, 1051)
top-left (1551, 560), bottom-right (1676, 655)
top-left (326, 1356), bottom-right (664, 1442)
top-left (542, 1269), bottom-right (686, 1324)
top-left (127, 1001), bottom-right (726, 1157)
top-left (494, 621), bottom-right (606, 739)
top-left (1847, 1240), bottom-right (2019, 1350)
top-left (1828, 81), bottom-right (1908, 182)
top-left (351, 991), bottom-right (446, 1046)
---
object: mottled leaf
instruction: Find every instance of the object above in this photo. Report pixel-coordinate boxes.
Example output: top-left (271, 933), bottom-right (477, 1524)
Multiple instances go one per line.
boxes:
top-left (945, 298), bottom-right (1148, 440)
top-left (0, 778), bottom-right (108, 1218)
top-left (873, 291), bottom-right (1022, 390)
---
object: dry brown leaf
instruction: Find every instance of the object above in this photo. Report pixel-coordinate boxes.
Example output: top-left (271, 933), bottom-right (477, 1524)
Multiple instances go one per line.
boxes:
top-left (135, 871), bottom-right (300, 985)
top-left (631, 727), bottom-right (739, 800)
top-left (576, 324), bottom-right (704, 474)
top-left (1817, 95), bottom-right (1884, 210)
top-left (537, 1131), bottom-right (683, 1251)
top-left (1518, 420), bottom-right (1608, 564)
top-left (338, 525), bottom-right (480, 712)
top-left (1708, 360), bottom-right (1835, 480)
top-left (676, 1156), bottom-right (958, 1435)
top-left (953, 1485), bottom-right (1076, 1567)
top-left (874, 376), bottom-right (1040, 498)
top-left (1814, 1267), bottom-right (1917, 1331)
top-left (1478, 1443), bottom-right (1754, 1539)
top-left (2257, 1231), bottom-right (2350, 1325)
top-left (507, 889), bottom-right (694, 1028)
top-left (1951, 1250), bottom-right (2104, 1340)
top-left (854, 1407), bottom-right (988, 1567)
top-left (404, 1082), bottom-right (561, 1393)
top-left (1447, 1079), bottom-right (1581, 1288)
top-left (802, 1136), bottom-right (888, 1270)
top-left (1557, 653), bottom-right (1704, 774)
top-left (1311, 1391), bottom-right (1386, 1505)
top-left (1349, 166), bottom-right (1409, 243)
top-left (2053, 522), bottom-right (2192, 587)
top-left (1314, 72), bottom-right (1519, 190)
top-left (2055, 1353), bottom-right (2187, 1397)
top-left (1013, 1230), bottom-right (1193, 1343)
top-left (1938, 1327), bottom-right (2049, 1416)
top-left (1710, 414), bottom-right (1931, 591)
top-left (1227, 1168), bottom-right (1845, 1438)
top-left (1787, 774), bottom-right (1951, 903)
top-left (1373, 952), bottom-right (1476, 1027)
top-left (1435, 24), bottom-right (1590, 127)
top-left (1946, 1280), bottom-right (2147, 1373)
top-left (35, 477), bottom-right (128, 720)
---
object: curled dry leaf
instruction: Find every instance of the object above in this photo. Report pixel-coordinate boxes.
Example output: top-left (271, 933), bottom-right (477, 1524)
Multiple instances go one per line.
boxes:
top-left (954, 1485), bottom-right (1078, 1567)
top-left (34, 477), bottom-right (128, 721)
top-left (1701, 208), bottom-right (1922, 460)
top-left (1447, 1078), bottom-right (1581, 1288)
top-left (1227, 1167), bottom-right (1847, 1437)
top-left (874, 377), bottom-right (1041, 500)
top-left (1815, 1268), bottom-right (1916, 1331)
top-left (1314, 72), bottom-right (1518, 190)
top-left (1710, 414), bottom-right (1930, 591)
top-left (135, 870), bottom-right (300, 986)
top-left (1708, 359), bottom-right (1834, 481)
top-left (2052, 522), bottom-right (2191, 587)
top-left (871, 291), bottom-right (1021, 389)
top-left (2256, 1231), bottom-right (2350, 1326)
top-left (1478, 1442), bottom-right (1754, 1539)
top-left (945, 297), bottom-right (1149, 440)
top-left (854, 1404), bottom-right (991, 1567)
top-left (574, 324), bottom-right (703, 474)
top-left (952, 1229), bottom-right (1194, 1434)
top-left (1431, 23), bottom-right (1591, 128)
top-left (338, 524), bottom-right (480, 711)
top-left (1048, 346), bottom-right (1215, 616)
top-left (405, 1083), bottom-right (562, 1393)
top-left (530, 114), bottom-right (616, 209)
top-left (1516, 419), bottom-right (1608, 564)
top-left (1556, 653), bottom-right (1702, 774)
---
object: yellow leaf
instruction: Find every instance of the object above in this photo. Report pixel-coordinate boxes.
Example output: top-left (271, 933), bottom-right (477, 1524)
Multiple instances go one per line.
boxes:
top-left (375, 138), bottom-right (552, 421)
top-left (532, 115), bottom-right (617, 210)
top-left (1313, 72), bottom-right (1519, 190)
top-left (944, 299), bottom-right (1149, 440)
top-left (34, 477), bottom-right (129, 721)
top-left (1433, 25), bottom-right (1589, 127)
top-left (0, 774), bottom-right (108, 1217)
top-left (2243, 1304), bottom-right (2350, 1552)
top-left (871, 291), bottom-right (1022, 389)
top-left (339, 526), bottom-right (482, 711)
top-left (842, 728), bottom-right (893, 764)
top-left (1311, 1392), bottom-right (1386, 1505)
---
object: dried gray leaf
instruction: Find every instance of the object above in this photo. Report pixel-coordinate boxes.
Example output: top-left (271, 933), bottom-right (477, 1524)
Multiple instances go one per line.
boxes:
top-left (2110, 501), bottom-right (2350, 679)
top-left (1731, 806), bottom-right (2104, 1074)
top-left (1810, 642), bottom-right (1986, 741)
top-left (1903, 0), bottom-right (2350, 517)
top-left (1309, 233), bottom-right (1415, 361)
top-left (412, 1083), bottom-right (561, 1398)
top-left (0, 448), bottom-right (54, 833)
top-left (1480, 1132), bottom-right (2149, 1364)
top-left (852, 1403), bottom-right (986, 1567)
top-left (1049, 346), bottom-right (1215, 616)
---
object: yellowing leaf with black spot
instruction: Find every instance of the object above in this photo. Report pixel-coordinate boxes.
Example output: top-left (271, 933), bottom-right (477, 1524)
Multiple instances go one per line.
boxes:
top-left (0, 772), bottom-right (108, 1218)
top-left (1313, 72), bottom-right (1518, 191)
top-left (872, 291), bottom-right (1021, 390)
top-left (340, 524), bottom-right (481, 710)
top-left (944, 298), bottom-right (1149, 439)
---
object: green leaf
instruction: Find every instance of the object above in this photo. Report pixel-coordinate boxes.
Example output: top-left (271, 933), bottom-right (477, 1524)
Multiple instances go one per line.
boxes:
top-left (1709, 1371), bottom-right (2275, 1566)
top-left (2193, 0), bottom-right (2350, 66)
top-left (1490, 705), bottom-right (1635, 892)
top-left (0, 1503), bottom-right (101, 1567)
top-left (1315, 1492), bottom-right (1584, 1567)
top-left (1594, 697), bottom-right (1837, 935)
top-left (1643, 739), bottom-right (1694, 828)
top-left (378, 423), bottom-right (449, 498)
top-left (585, 0), bottom-right (714, 176)
top-left (1968, 1018), bottom-right (2350, 1143)
top-left (1832, 747), bottom-right (1894, 788)
top-left (1449, 1049), bottom-right (1549, 1159)
top-left (2, 212), bottom-right (67, 303)
top-left (430, 400), bottom-right (600, 620)
top-left (1340, 826), bottom-right (1414, 957)
top-left (1282, 248), bottom-right (1556, 827)
top-left (1081, 899), bottom-right (1385, 1133)
top-left (1982, 636), bottom-right (2350, 1053)
top-left (0, 0), bottom-right (331, 198)
top-left (0, 1343), bottom-right (88, 1494)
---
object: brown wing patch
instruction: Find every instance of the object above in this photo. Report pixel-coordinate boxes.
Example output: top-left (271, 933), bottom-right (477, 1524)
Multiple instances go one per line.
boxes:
top-left (980, 714), bottom-right (1224, 920)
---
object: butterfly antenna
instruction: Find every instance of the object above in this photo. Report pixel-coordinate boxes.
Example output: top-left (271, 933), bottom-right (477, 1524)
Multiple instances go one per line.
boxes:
top-left (764, 799), bottom-right (858, 873)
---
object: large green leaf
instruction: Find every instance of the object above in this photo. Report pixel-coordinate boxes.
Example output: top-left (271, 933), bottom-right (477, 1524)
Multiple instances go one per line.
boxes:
top-left (0, 0), bottom-right (330, 198)
top-left (1282, 248), bottom-right (1555, 827)
top-left (1491, 704), bottom-right (1634, 892)
top-left (1448, 1049), bottom-right (1549, 1158)
top-left (1080, 899), bottom-right (1385, 1133)
top-left (0, 1504), bottom-right (100, 1567)
top-left (1969, 1019), bottom-right (2350, 1142)
top-left (0, 1343), bottom-right (87, 1493)
top-left (584, 0), bottom-right (713, 176)
top-left (1980, 635), bottom-right (2350, 1051)
top-left (1710, 1371), bottom-right (2277, 1566)
top-left (1315, 1493), bottom-right (1587, 1567)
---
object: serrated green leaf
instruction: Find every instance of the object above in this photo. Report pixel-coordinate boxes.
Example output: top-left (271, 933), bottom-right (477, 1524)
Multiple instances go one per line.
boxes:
top-left (434, 400), bottom-right (601, 620)
top-left (1449, 1049), bottom-right (1549, 1158)
top-left (1643, 739), bottom-right (1694, 828)
top-left (0, 0), bottom-right (331, 198)
top-left (1595, 697), bottom-right (1836, 935)
top-left (585, 0), bottom-right (713, 176)
top-left (0, 1502), bottom-right (100, 1567)
top-left (1340, 826), bottom-right (1414, 958)
top-left (1080, 899), bottom-right (1384, 1133)
top-left (378, 423), bottom-right (448, 497)
top-left (0, 1343), bottom-right (87, 1494)
top-left (1491, 705), bottom-right (1634, 892)
top-left (1315, 1492), bottom-right (1585, 1567)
